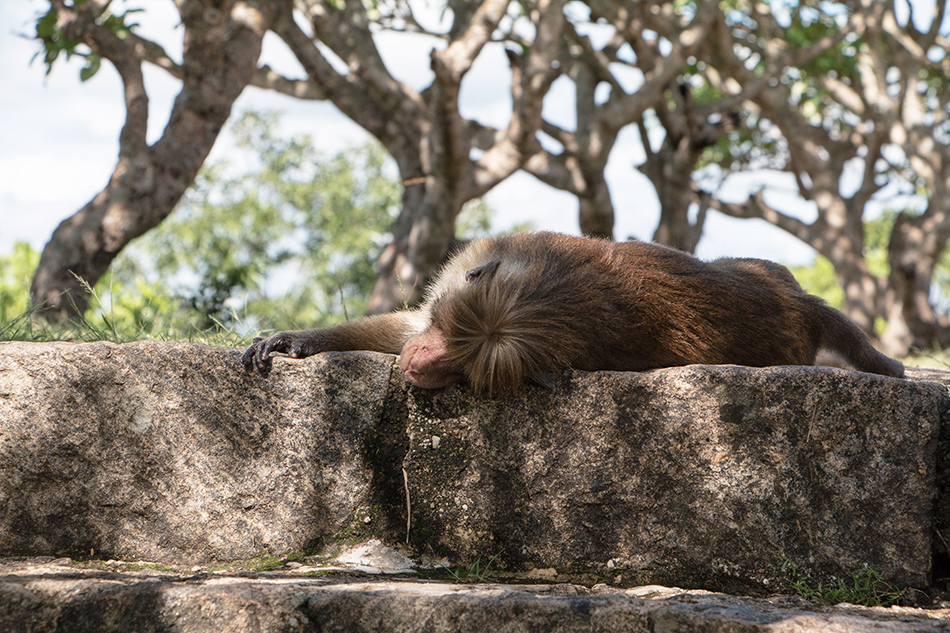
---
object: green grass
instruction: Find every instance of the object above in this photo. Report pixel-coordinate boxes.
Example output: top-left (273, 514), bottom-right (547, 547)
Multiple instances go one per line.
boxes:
top-left (125, 562), bottom-right (180, 573)
top-left (781, 556), bottom-right (905, 607)
top-left (0, 270), bottom-right (258, 347)
top-left (204, 553), bottom-right (307, 574)
top-left (438, 552), bottom-right (502, 584)
top-left (0, 302), bottom-right (252, 348)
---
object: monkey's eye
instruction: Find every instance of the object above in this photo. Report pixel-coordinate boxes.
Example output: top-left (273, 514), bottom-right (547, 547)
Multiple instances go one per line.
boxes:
top-left (465, 260), bottom-right (501, 283)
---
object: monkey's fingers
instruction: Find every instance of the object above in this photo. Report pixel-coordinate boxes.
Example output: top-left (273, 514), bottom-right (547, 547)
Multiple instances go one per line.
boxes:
top-left (242, 337), bottom-right (268, 371)
top-left (243, 335), bottom-right (288, 372)
top-left (259, 334), bottom-right (295, 363)
top-left (244, 332), bottom-right (322, 372)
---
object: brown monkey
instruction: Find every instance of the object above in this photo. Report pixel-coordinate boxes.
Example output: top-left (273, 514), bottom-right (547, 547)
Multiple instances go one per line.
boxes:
top-left (243, 232), bottom-right (904, 394)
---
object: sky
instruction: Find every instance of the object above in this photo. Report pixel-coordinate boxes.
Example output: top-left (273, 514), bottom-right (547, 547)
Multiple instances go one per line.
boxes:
top-left (0, 2), bottom-right (820, 269)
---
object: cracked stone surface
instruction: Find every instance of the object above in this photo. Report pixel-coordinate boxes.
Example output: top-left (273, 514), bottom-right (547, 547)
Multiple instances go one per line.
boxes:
top-left (0, 341), bottom-right (946, 600)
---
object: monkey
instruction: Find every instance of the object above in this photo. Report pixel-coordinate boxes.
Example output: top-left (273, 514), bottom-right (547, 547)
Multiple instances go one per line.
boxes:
top-left (243, 231), bottom-right (904, 394)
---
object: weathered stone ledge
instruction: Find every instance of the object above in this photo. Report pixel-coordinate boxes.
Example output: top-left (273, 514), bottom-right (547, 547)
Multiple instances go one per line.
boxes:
top-left (1, 558), bottom-right (948, 633)
top-left (0, 340), bottom-right (947, 599)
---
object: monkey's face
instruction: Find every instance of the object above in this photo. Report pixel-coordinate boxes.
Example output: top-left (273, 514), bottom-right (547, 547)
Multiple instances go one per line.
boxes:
top-left (400, 327), bottom-right (465, 389)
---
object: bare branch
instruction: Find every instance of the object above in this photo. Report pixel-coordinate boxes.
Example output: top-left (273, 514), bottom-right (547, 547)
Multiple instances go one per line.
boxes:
top-left (472, 0), bottom-right (565, 195)
top-left (697, 189), bottom-right (818, 247)
top-left (562, 20), bottom-right (624, 92)
top-left (50, 0), bottom-right (149, 158)
top-left (273, 11), bottom-right (426, 144)
top-left (540, 120), bottom-right (579, 155)
top-left (437, 0), bottom-right (510, 81)
top-left (249, 65), bottom-right (327, 100)
top-left (128, 32), bottom-right (183, 78)
top-left (523, 150), bottom-right (587, 196)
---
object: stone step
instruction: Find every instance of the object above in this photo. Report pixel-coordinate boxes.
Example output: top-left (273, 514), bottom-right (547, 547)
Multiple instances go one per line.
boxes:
top-left (1, 558), bottom-right (948, 633)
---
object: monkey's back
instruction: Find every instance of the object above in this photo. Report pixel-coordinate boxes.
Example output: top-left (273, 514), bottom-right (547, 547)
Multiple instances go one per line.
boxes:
top-left (608, 242), bottom-right (823, 369)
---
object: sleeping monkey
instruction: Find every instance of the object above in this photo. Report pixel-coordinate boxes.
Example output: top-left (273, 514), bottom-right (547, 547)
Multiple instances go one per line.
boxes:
top-left (243, 232), bottom-right (904, 394)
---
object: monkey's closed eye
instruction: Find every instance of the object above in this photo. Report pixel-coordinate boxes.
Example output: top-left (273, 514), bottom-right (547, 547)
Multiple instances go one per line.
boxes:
top-left (465, 260), bottom-right (501, 283)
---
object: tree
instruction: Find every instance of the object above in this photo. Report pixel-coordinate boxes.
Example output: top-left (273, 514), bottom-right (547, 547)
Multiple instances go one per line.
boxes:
top-left (27, 0), bottom-right (950, 357)
top-left (30, 0), bottom-right (281, 321)
top-left (277, 0), bottom-right (566, 312)
top-left (30, 0), bottom-right (571, 319)
top-left (514, 1), bottom-right (842, 251)
top-left (518, 1), bottom-right (702, 240)
top-left (107, 111), bottom-right (401, 333)
top-left (640, 1), bottom-right (851, 252)
top-left (98, 111), bottom-right (499, 336)
top-left (696, 1), bottom-right (950, 354)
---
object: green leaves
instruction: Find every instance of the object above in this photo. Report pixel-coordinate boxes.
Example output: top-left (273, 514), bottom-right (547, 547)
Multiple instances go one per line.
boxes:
top-left (0, 243), bottom-right (41, 326)
top-left (79, 53), bottom-right (101, 81)
top-left (109, 110), bottom-right (402, 332)
top-left (32, 3), bottom-right (141, 81)
top-left (99, 7), bottom-right (143, 40)
top-left (34, 6), bottom-right (78, 76)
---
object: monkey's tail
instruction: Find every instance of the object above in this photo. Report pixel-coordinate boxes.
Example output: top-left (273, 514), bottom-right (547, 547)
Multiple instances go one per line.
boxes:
top-left (810, 298), bottom-right (904, 378)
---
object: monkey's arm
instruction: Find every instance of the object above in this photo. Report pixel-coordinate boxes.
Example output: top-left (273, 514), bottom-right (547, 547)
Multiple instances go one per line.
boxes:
top-left (242, 310), bottom-right (428, 372)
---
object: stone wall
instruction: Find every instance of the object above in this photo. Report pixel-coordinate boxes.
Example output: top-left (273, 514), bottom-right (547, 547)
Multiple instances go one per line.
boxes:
top-left (0, 340), bottom-right (946, 595)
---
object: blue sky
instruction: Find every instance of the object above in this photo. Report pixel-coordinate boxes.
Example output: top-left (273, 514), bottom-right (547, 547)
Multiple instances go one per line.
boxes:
top-left (1, 2), bottom-right (818, 266)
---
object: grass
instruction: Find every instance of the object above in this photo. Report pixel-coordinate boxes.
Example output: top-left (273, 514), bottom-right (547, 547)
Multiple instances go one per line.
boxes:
top-left (0, 271), bottom-right (260, 347)
top-left (0, 301), bottom-right (252, 348)
top-left (125, 562), bottom-right (180, 573)
top-left (438, 552), bottom-right (502, 584)
top-left (902, 347), bottom-right (950, 370)
top-left (204, 553), bottom-right (309, 574)
top-left (781, 555), bottom-right (906, 607)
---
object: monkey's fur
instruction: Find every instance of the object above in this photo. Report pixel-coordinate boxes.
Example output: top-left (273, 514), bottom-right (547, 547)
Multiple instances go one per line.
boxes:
top-left (243, 232), bottom-right (904, 394)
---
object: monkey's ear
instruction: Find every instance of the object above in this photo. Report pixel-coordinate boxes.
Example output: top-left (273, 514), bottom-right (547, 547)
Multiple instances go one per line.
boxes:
top-left (465, 260), bottom-right (501, 284)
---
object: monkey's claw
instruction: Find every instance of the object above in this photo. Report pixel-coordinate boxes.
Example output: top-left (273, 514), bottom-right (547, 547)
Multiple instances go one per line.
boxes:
top-left (243, 334), bottom-right (291, 372)
top-left (242, 336), bottom-right (272, 372)
top-left (243, 332), bottom-right (320, 372)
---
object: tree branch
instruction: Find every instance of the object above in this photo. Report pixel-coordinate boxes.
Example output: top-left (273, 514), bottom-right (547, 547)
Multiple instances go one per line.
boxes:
top-left (299, 0), bottom-right (424, 116)
top-left (249, 64), bottom-right (327, 99)
top-left (522, 150), bottom-right (587, 196)
top-left (273, 11), bottom-right (424, 144)
top-left (128, 31), bottom-right (183, 78)
top-left (471, 0), bottom-right (565, 196)
top-left (437, 0), bottom-right (510, 82)
top-left (51, 0), bottom-right (149, 160)
top-left (696, 188), bottom-right (819, 248)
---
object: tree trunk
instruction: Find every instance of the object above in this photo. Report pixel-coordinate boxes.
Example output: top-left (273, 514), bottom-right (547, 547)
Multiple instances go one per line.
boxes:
top-left (881, 212), bottom-right (950, 355)
top-left (284, 0), bottom-right (562, 315)
top-left (643, 83), bottom-right (727, 253)
top-left (365, 52), bottom-right (468, 314)
top-left (646, 135), bottom-right (706, 252)
top-left (832, 256), bottom-right (881, 337)
top-left (578, 175), bottom-right (615, 239)
top-left (651, 159), bottom-right (703, 252)
top-left (30, 0), bottom-right (274, 321)
top-left (573, 62), bottom-right (614, 240)
top-left (368, 171), bottom-right (460, 314)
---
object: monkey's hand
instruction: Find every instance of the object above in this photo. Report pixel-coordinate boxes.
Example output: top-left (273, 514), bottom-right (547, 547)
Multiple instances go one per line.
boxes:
top-left (242, 332), bottom-right (321, 372)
